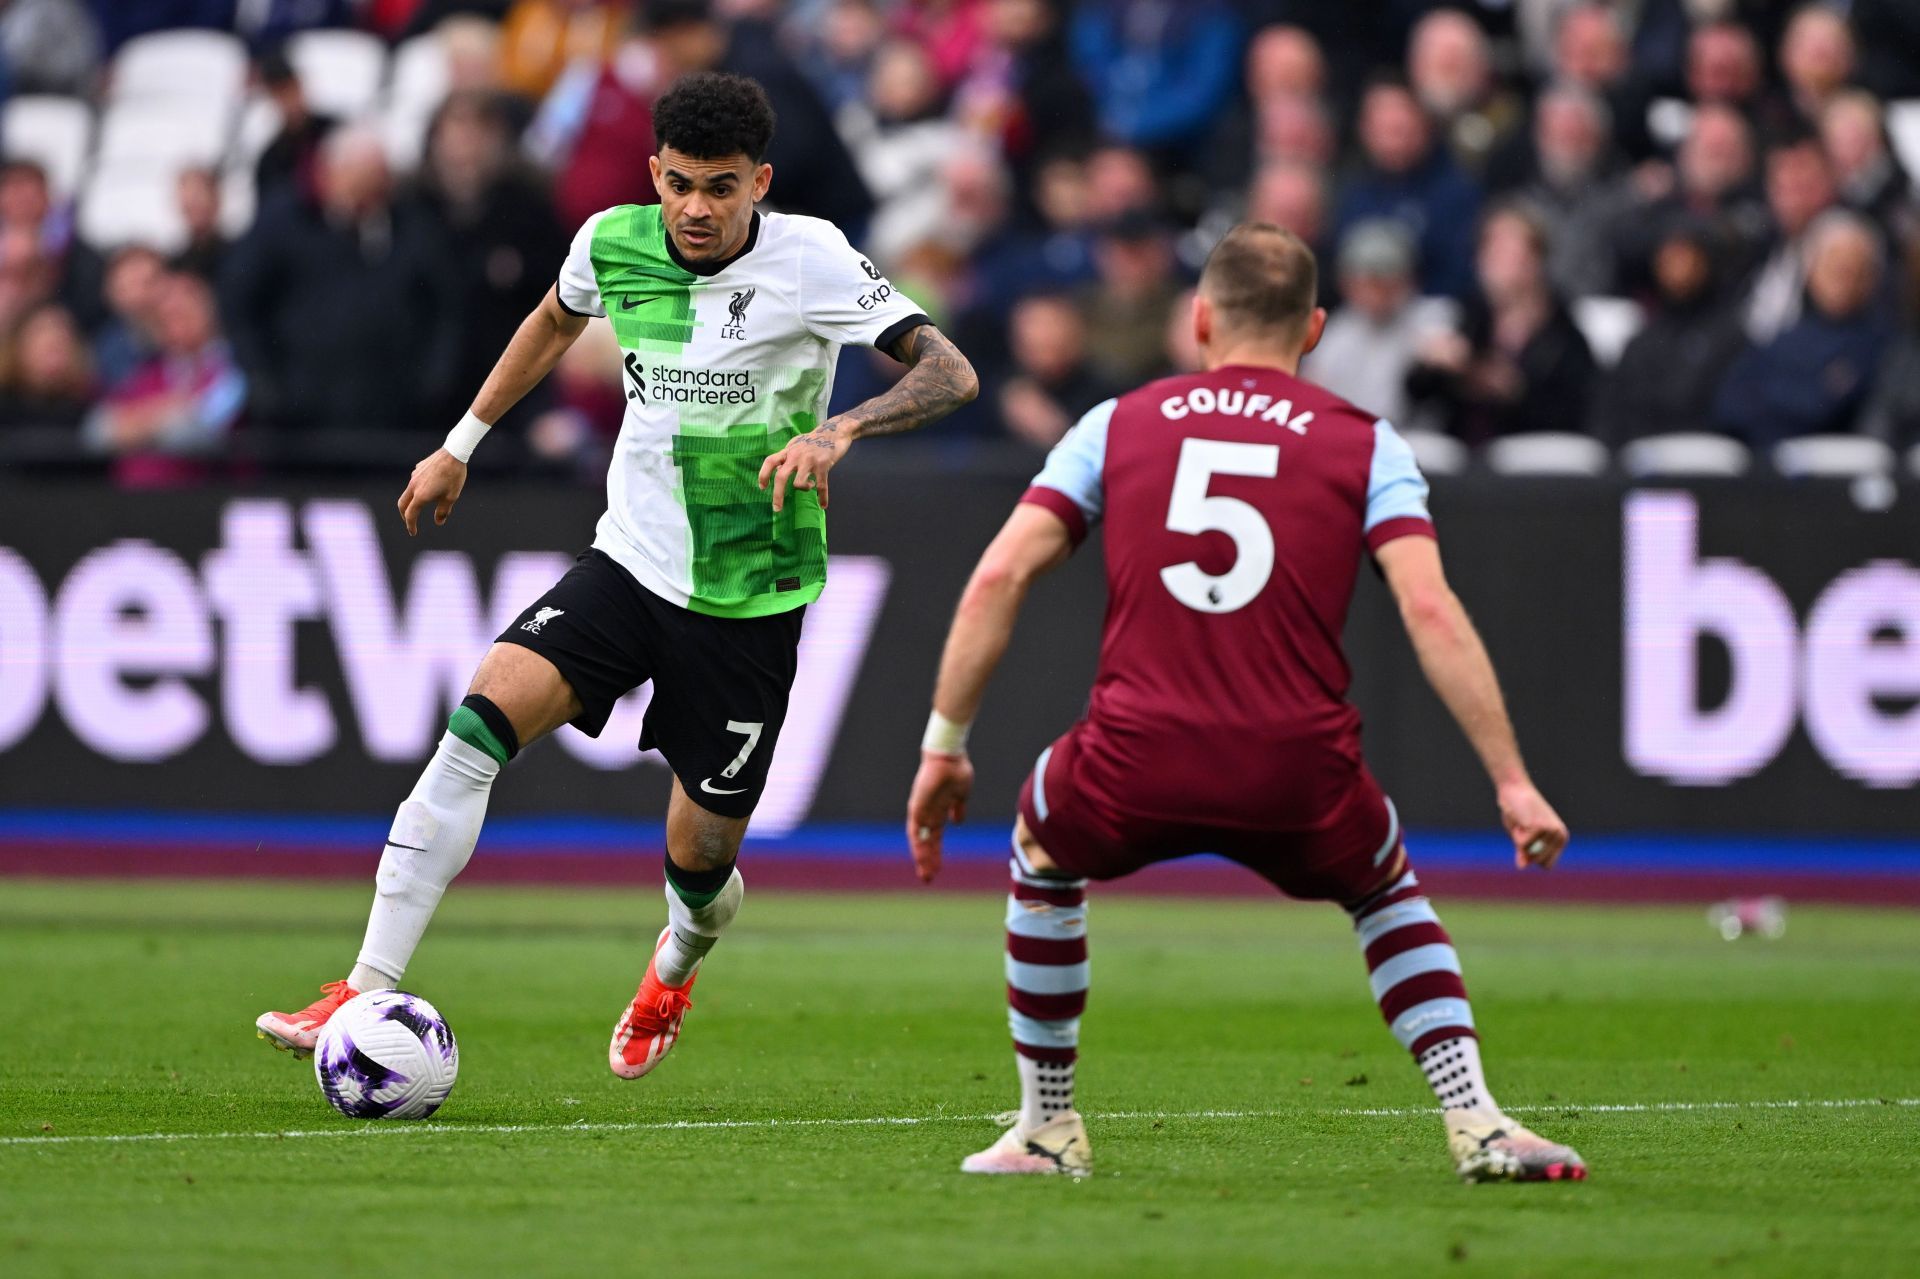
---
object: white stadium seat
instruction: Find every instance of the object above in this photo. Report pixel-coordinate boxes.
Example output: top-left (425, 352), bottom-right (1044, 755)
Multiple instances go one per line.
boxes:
top-left (287, 29), bottom-right (390, 120)
top-left (1886, 101), bottom-right (1920, 193)
top-left (390, 32), bottom-right (452, 115)
top-left (381, 107), bottom-right (434, 173)
top-left (3, 96), bottom-right (93, 201)
top-left (219, 166), bottom-right (258, 238)
top-left (77, 170), bottom-right (186, 252)
top-left (1399, 428), bottom-right (1469, 476)
top-left (1771, 435), bottom-right (1895, 478)
top-left (95, 99), bottom-right (233, 174)
top-left (228, 95), bottom-right (285, 171)
top-left (109, 29), bottom-right (248, 107)
top-left (1619, 432), bottom-right (1753, 478)
top-left (1484, 431), bottom-right (1611, 476)
top-left (1571, 296), bottom-right (1645, 368)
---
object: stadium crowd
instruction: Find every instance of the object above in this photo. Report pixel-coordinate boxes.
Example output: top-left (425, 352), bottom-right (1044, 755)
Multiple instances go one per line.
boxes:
top-left (3, 0), bottom-right (1920, 481)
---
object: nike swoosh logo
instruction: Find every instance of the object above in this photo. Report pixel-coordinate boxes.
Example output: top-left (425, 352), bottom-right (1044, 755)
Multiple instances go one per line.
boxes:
top-left (700, 778), bottom-right (748, 796)
top-left (619, 296), bottom-right (662, 311)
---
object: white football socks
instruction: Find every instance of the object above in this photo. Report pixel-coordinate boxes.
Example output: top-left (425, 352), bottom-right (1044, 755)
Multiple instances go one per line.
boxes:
top-left (1019, 1056), bottom-right (1077, 1128)
top-left (1420, 1035), bottom-right (1498, 1116)
top-left (654, 866), bottom-right (744, 987)
top-left (352, 732), bottom-right (500, 986)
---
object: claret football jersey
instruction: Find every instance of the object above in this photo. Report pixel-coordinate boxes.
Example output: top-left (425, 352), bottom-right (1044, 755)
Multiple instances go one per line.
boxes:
top-left (556, 205), bottom-right (928, 617)
top-left (1019, 365), bottom-right (1436, 828)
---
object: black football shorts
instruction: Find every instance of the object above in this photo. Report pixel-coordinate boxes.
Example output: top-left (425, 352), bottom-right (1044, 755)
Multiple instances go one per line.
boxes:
top-left (498, 548), bottom-right (805, 818)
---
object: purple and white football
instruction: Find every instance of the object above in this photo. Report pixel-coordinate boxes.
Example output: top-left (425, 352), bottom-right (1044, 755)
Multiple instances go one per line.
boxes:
top-left (314, 990), bottom-right (459, 1120)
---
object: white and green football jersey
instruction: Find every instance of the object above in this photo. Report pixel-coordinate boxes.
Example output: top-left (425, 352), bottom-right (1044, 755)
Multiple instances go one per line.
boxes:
top-left (555, 205), bottom-right (928, 618)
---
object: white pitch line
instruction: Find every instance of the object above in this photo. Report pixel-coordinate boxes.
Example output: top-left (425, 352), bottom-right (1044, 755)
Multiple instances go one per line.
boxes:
top-left (3, 1097), bottom-right (1914, 1150)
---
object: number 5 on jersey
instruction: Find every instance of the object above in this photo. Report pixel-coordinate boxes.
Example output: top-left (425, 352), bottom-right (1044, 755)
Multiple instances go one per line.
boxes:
top-left (1160, 438), bottom-right (1281, 614)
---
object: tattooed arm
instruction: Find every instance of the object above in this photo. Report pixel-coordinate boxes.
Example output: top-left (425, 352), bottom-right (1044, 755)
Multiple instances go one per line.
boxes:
top-left (758, 323), bottom-right (979, 511)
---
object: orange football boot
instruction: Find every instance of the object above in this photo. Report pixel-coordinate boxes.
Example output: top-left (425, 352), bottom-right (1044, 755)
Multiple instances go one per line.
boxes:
top-left (255, 980), bottom-right (359, 1058)
top-left (609, 928), bottom-right (697, 1080)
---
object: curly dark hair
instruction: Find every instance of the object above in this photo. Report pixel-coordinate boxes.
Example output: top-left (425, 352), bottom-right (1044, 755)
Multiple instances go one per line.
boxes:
top-left (652, 72), bottom-right (777, 165)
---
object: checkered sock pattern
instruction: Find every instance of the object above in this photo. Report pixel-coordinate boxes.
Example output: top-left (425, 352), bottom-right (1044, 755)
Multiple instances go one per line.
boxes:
top-left (1004, 856), bottom-right (1089, 1130)
top-left (1347, 870), bottom-right (1481, 1072)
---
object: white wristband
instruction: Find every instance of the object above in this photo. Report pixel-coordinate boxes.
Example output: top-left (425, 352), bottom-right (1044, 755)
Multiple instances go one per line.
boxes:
top-left (921, 709), bottom-right (971, 756)
top-left (443, 411), bottom-right (492, 463)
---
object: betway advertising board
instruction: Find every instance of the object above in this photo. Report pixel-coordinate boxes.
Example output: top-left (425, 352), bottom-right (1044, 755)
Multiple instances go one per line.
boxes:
top-left (0, 475), bottom-right (1914, 837)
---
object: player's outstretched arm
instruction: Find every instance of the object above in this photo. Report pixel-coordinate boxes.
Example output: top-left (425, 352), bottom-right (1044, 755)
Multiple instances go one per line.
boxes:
top-left (1375, 536), bottom-right (1569, 870)
top-left (398, 286), bottom-right (590, 536)
top-left (907, 505), bottom-right (1073, 883)
top-left (759, 324), bottom-right (978, 512)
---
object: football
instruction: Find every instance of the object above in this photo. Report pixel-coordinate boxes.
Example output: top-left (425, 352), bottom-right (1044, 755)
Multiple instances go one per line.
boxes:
top-left (313, 990), bottom-right (459, 1120)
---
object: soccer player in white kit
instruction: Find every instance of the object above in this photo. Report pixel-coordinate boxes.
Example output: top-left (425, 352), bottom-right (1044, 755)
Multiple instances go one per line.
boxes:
top-left (257, 72), bottom-right (978, 1078)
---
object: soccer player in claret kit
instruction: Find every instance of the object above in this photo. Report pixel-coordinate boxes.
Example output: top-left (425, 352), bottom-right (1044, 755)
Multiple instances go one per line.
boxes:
top-left (256, 72), bottom-right (978, 1076)
top-left (906, 223), bottom-right (1586, 1183)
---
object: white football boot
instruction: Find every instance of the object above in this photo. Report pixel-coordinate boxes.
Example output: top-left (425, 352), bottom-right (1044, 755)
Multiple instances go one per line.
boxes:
top-left (1447, 1110), bottom-right (1588, 1182)
top-left (961, 1111), bottom-right (1092, 1177)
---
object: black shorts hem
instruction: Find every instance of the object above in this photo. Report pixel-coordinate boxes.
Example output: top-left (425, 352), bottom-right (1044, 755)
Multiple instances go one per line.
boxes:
top-left (492, 632), bottom-right (617, 738)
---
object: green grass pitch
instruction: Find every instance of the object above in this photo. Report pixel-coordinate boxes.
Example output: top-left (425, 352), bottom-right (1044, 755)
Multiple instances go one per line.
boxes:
top-left (2, 877), bottom-right (1917, 1277)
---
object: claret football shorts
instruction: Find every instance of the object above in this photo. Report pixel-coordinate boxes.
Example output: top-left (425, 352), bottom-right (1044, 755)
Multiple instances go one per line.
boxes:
top-left (1017, 723), bottom-right (1409, 907)
top-left (499, 548), bottom-right (804, 819)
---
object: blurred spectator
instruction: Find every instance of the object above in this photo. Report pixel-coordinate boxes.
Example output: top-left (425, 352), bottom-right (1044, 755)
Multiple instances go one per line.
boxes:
top-left (1820, 91), bottom-right (1914, 233)
top-left (952, 0), bottom-right (1093, 174)
top-left (1589, 222), bottom-right (1745, 442)
top-left (1307, 219), bottom-right (1454, 427)
top-left (1077, 210), bottom-right (1184, 386)
top-left (1070, 0), bottom-right (1242, 156)
top-left (1334, 76), bottom-right (1482, 299)
top-left (1778, 4), bottom-right (1855, 130)
top-left (528, 23), bottom-right (660, 227)
top-left (499, 0), bottom-right (629, 102)
top-left (996, 292), bottom-right (1118, 449)
top-left (1851, 0), bottom-right (1920, 100)
top-left (889, 0), bottom-right (985, 91)
top-left (647, 0), bottom-right (875, 235)
top-left (91, 245), bottom-right (167, 388)
top-left (1545, 2), bottom-right (1653, 163)
top-left (1204, 24), bottom-right (1327, 189)
top-left (799, 0), bottom-right (885, 112)
top-left (1515, 84), bottom-right (1634, 298)
top-left (0, 0), bottom-right (101, 95)
top-left (171, 168), bottom-right (229, 282)
top-left (1517, 0), bottom-right (1687, 94)
top-left (1619, 103), bottom-right (1768, 291)
top-left (254, 47), bottom-right (338, 202)
top-left (0, 158), bottom-right (103, 331)
top-left (1084, 143), bottom-right (1159, 222)
top-left (1407, 203), bottom-right (1597, 443)
top-left (412, 90), bottom-right (569, 429)
top-left (1408, 8), bottom-right (1522, 178)
top-left (1686, 20), bottom-right (1764, 111)
top-left (222, 125), bottom-right (464, 439)
top-left (0, 301), bottom-right (93, 429)
top-left (1244, 160), bottom-right (1328, 264)
top-left (1743, 132), bottom-right (1839, 344)
top-left (840, 39), bottom-right (963, 266)
top-left (82, 271), bottom-right (244, 484)
top-left (1715, 210), bottom-right (1893, 447)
